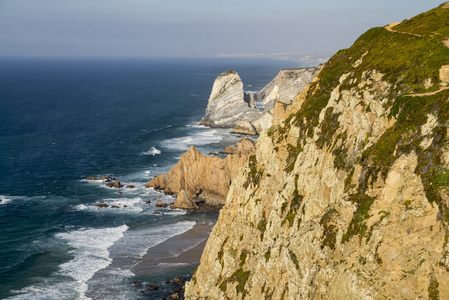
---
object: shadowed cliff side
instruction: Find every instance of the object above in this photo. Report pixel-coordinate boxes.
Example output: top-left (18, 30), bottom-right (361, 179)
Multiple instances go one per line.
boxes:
top-left (186, 3), bottom-right (449, 299)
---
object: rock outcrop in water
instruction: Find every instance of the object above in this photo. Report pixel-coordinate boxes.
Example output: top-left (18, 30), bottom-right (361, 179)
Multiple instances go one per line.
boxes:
top-left (146, 137), bottom-right (256, 206)
top-left (186, 3), bottom-right (449, 299)
top-left (199, 70), bottom-right (259, 128)
top-left (200, 68), bottom-right (321, 135)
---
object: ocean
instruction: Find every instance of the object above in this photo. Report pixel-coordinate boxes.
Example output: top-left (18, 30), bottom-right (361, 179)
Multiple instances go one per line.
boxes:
top-left (0, 57), bottom-right (297, 299)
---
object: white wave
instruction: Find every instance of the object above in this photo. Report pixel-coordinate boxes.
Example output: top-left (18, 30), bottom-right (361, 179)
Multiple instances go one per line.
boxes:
top-left (0, 195), bottom-right (12, 205)
top-left (75, 204), bottom-right (88, 211)
top-left (149, 124), bottom-right (172, 133)
top-left (142, 146), bottom-right (161, 156)
top-left (8, 225), bottom-right (129, 300)
top-left (55, 225), bottom-right (129, 298)
top-left (186, 124), bottom-right (207, 128)
top-left (112, 220), bottom-right (196, 262)
top-left (88, 197), bottom-right (145, 214)
top-left (157, 262), bottom-right (189, 267)
top-left (163, 129), bottom-right (222, 150)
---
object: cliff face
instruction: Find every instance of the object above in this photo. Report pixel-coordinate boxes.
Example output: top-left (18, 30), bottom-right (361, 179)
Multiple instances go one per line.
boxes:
top-left (146, 137), bottom-right (255, 205)
top-left (199, 70), bottom-right (260, 128)
top-left (186, 3), bottom-right (449, 299)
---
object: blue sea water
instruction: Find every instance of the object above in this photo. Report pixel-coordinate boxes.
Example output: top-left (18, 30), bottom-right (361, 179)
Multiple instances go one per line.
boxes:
top-left (0, 57), bottom-right (297, 299)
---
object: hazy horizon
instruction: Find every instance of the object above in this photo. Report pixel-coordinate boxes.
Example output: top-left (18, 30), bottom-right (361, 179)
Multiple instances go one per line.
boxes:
top-left (0, 0), bottom-right (445, 62)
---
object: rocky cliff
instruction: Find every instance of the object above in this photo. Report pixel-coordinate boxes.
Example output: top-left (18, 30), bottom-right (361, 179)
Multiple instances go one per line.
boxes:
top-left (146, 137), bottom-right (255, 205)
top-left (199, 70), bottom-right (260, 128)
top-left (256, 67), bottom-right (322, 110)
top-left (200, 68), bottom-right (320, 135)
top-left (186, 3), bottom-right (449, 299)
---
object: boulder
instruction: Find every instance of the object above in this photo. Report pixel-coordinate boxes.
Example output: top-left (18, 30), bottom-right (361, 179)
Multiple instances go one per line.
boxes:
top-left (171, 190), bottom-right (199, 210)
top-left (146, 284), bottom-right (158, 291)
top-left (126, 184), bottom-right (135, 189)
top-left (172, 276), bottom-right (186, 285)
top-left (86, 176), bottom-right (99, 180)
top-left (106, 181), bottom-right (123, 188)
top-left (156, 201), bottom-right (167, 208)
top-left (130, 281), bottom-right (142, 287)
top-left (199, 70), bottom-right (260, 128)
top-left (232, 120), bottom-right (257, 135)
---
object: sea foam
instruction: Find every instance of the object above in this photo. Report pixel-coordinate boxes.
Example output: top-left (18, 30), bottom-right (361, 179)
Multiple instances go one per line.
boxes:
top-left (163, 129), bottom-right (221, 150)
top-left (8, 225), bottom-right (129, 300)
top-left (142, 146), bottom-right (161, 156)
top-left (55, 225), bottom-right (129, 298)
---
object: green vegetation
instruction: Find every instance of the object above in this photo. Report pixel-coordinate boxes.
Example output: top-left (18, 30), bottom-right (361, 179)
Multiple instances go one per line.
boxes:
top-left (218, 237), bottom-right (228, 268)
top-left (288, 250), bottom-right (300, 270)
top-left (366, 211), bottom-right (390, 244)
top-left (319, 208), bottom-right (339, 250)
top-left (218, 70), bottom-right (237, 78)
top-left (257, 211), bottom-right (268, 241)
top-left (276, 5), bottom-right (449, 180)
top-left (341, 193), bottom-right (375, 244)
top-left (243, 155), bottom-right (264, 189)
top-left (428, 276), bottom-right (440, 300)
top-left (281, 178), bottom-right (303, 228)
top-left (393, 4), bottom-right (449, 37)
top-left (284, 143), bottom-right (302, 173)
top-left (316, 107), bottom-right (342, 149)
top-left (219, 249), bottom-right (251, 297)
top-left (264, 250), bottom-right (271, 261)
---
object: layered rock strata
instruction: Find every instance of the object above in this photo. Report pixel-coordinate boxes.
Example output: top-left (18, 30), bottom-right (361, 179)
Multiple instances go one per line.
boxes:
top-left (186, 3), bottom-right (449, 299)
top-left (146, 137), bottom-right (255, 206)
top-left (200, 68), bottom-right (321, 136)
top-left (199, 70), bottom-right (259, 128)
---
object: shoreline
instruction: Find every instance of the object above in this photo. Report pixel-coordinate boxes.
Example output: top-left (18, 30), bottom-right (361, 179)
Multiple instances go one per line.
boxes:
top-left (131, 214), bottom-right (215, 277)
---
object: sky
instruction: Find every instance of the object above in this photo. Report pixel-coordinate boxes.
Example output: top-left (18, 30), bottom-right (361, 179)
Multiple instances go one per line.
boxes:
top-left (0, 0), bottom-right (445, 62)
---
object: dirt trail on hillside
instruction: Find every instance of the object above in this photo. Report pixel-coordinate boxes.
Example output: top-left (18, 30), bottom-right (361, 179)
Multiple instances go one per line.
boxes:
top-left (406, 87), bottom-right (449, 97)
top-left (384, 21), bottom-right (449, 96)
top-left (384, 22), bottom-right (422, 37)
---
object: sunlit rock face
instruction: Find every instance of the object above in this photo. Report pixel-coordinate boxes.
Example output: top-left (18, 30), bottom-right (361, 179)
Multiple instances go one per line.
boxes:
top-left (199, 70), bottom-right (260, 128)
top-left (146, 137), bottom-right (256, 206)
top-left (186, 3), bottom-right (449, 299)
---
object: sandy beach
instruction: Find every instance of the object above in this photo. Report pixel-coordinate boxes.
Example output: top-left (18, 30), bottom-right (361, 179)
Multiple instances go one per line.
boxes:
top-left (132, 222), bottom-right (213, 277)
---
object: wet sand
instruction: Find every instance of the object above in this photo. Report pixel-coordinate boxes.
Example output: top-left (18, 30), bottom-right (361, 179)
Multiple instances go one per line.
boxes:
top-left (132, 223), bottom-right (212, 277)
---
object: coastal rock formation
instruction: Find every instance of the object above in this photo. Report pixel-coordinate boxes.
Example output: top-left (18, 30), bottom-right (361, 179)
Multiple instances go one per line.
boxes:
top-left (186, 3), bottom-right (449, 299)
top-left (234, 67), bottom-right (320, 134)
top-left (155, 201), bottom-right (167, 208)
top-left (171, 190), bottom-right (199, 210)
top-left (199, 70), bottom-right (260, 128)
top-left (146, 137), bottom-right (256, 205)
top-left (255, 67), bottom-right (321, 110)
